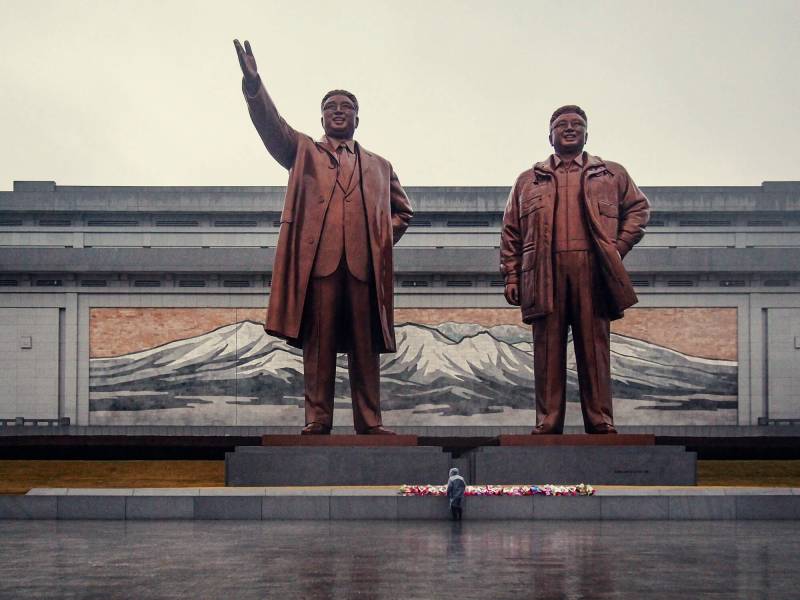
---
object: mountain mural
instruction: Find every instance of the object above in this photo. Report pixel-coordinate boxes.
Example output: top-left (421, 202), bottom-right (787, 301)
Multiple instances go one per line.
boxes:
top-left (89, 320), bottom-right (737, 421)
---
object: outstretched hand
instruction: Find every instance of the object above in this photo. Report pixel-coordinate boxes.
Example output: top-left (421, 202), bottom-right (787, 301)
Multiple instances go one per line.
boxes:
top-left (233, 39), bottom-right (259, 84)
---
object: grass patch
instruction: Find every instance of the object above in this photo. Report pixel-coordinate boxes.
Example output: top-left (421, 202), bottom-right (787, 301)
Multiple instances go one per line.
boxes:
top-left (2, 460), bottom-right (800, 494)
top-left (0, 460), bottom-right (223, 495)
top-left (697, 460), bottom-right (800, 487)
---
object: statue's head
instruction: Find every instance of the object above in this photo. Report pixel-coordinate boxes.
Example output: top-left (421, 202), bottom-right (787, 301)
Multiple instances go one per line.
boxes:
top-left (321, 90), bottom-right (359, 139)
top-left (549, 105), bottom-right (588, 155)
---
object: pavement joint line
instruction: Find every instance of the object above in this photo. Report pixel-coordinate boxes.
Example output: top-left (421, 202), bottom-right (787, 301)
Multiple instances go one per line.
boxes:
top-left (22, 485), bottom-right (800, 495)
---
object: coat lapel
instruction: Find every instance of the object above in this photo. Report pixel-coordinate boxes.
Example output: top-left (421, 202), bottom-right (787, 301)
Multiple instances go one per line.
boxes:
top-left (581, 154), bottom-right (606, 224)
top-left (356, 142), bottom-right (373, 177)
top-left (355, 142), bottom-right (381, 242)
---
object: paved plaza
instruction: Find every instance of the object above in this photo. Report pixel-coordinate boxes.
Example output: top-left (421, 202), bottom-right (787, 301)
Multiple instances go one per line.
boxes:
top-left (0, 520), bottom-right (798, 599)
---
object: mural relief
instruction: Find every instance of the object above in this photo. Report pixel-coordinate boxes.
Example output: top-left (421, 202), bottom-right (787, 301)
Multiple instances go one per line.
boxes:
top-left (89, 307), bottom-right (738, 426)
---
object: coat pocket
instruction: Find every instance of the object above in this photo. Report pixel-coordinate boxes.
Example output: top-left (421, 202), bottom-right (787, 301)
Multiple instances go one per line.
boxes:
top-left (520, 250), bottom-right (536, 309)
top-left (520, 194), bottom-right (544, 217)
top-left (597, 200), bottom-right (619, 239)
top-left (598, 200), bottom-right (619, 218)
top-left (521, 250), bottom-right (536, 271)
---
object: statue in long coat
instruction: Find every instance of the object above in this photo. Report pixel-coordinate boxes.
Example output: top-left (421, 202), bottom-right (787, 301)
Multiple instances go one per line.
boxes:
top-left (235, 40), bottom-right (413, 434)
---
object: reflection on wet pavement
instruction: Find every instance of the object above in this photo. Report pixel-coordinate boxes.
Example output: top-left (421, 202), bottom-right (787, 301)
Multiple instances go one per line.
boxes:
top-left (0, 520), bottom-right (797, 599)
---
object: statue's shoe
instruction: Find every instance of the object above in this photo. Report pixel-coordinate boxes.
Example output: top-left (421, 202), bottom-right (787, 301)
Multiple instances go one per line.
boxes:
top-left (588, 423), bottom-right (618, 434)
top-left (530, 425), bottom-right (562, 435)
top-left (300, 422), bottom-right (331, 435)
top-left (363, 426), bottom-right (397, 435)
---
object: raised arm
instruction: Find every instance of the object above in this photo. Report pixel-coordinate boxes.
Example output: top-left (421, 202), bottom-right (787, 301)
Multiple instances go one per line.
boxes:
top-left (234, 39), bottom-right (299, 170)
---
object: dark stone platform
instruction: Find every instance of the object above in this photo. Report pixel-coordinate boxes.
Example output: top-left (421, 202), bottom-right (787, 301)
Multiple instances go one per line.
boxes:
top-left (226, 435), bottom-right (696, 486)
top-left (473, 446), bottom-right (695, 485)
top-left (4, 428), bottom-right (800, 460)
top-left (261, 435), bottom-right (419, 447)
top-left (226, 447), bottom-right (449, 486)
top-left (498, 434), bottom-right (655, 446)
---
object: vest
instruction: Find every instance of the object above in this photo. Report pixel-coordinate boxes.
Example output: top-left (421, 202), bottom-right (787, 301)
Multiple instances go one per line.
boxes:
top-left (312, 150), bottom-right (370, 281)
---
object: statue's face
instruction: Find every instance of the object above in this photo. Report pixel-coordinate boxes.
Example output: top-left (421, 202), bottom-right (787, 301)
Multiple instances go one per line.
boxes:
top-left (321, 94), bottom-right (359, 139)
top-left (549, 112), bottom-right (588, 155)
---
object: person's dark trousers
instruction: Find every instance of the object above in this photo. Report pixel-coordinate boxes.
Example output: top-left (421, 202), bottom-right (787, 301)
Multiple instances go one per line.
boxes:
top-left (301, 259), bottom-right (382, 433)
top-left (532, 250), bottom-right (614, 433)
top-left (451, 507), bottom-right (462, 521)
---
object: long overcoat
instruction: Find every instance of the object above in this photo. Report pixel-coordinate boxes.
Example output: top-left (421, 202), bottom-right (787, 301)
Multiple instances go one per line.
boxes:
top-left (243, 80), bottom-right (413, 352)
top-left (500, 153), bottom-right (650, 323)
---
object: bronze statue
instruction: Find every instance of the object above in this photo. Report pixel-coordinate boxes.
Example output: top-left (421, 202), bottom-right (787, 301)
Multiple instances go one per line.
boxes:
top-left (234, 40), bottom-right (413, 435)
top-left (500, 105), bottom-right (650, 434)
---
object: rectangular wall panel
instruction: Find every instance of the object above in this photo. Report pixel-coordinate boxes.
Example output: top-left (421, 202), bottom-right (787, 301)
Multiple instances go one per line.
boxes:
top-left (0, 308), bottom-right (60, 419)
top-left (767, 308), bottom-right (800, 419)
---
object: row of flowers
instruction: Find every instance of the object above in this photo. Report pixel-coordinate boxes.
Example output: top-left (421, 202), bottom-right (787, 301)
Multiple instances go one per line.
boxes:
top-left (399, 484), bottom-right (595, 496)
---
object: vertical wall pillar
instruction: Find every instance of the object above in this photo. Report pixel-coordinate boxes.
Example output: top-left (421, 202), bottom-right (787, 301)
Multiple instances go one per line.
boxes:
top-left (61, 292), bottom-right (79, 423)
top-left (77, 294), bottom-right (90, 425)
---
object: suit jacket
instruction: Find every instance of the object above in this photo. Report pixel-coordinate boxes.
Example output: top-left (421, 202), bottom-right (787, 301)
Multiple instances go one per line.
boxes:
top-left (242, 79), bottom-right (413, 352)
top-left (500, 153), bottom-right (650, 323)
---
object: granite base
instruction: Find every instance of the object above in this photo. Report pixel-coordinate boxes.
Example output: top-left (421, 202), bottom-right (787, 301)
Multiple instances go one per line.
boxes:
top-left (226, 442), bottom-right (696, 486)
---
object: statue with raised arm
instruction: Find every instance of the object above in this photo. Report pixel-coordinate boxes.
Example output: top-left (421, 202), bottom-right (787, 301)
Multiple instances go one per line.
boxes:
top-left (234, 39), bottom-right (413, 435)
top-left (500, 105), bottom-right (650, 434)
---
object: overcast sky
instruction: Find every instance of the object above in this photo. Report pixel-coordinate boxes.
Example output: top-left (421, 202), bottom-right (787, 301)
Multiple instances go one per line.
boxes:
top-left (0, 0), bottom-right (798, 190)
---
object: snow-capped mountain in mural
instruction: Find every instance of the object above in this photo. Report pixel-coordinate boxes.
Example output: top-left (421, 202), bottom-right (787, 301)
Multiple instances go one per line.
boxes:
top-left (89, 320), bottom-right (737, 416)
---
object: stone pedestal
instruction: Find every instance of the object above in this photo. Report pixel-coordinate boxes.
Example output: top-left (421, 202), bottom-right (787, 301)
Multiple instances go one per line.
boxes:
top-left (474, 446), bottom-right (695, 486)
top-left (225, 435), bottom-right (696, 486)
top-left (226, 446), bottom-right (448, 486)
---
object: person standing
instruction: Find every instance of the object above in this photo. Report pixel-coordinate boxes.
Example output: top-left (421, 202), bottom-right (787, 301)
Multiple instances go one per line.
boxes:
top-left (234, 40), bottom-right (413, 435)
top-left (447, 467), bottom-right (466, 521)
top-left (500, 105), bottom-right (649, 434)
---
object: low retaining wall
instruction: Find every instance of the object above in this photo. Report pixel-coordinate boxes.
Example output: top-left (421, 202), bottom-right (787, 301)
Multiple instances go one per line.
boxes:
top-left (1, 487), bottom-right (798, 520)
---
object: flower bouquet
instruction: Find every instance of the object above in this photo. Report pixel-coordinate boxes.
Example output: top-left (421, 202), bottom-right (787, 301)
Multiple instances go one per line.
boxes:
top-left (399, 483), bottom-right (594, 496)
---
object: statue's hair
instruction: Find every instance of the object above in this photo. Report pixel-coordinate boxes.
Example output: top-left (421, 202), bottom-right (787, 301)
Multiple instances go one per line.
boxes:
top-left (550, 105), bottom-right (587, 127)
top-left (321, 89), bottom-right (359, 113)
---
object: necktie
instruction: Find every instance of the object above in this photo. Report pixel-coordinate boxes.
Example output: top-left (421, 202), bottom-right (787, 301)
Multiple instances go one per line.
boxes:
top-left (336, 144), bottom-right (355, 194)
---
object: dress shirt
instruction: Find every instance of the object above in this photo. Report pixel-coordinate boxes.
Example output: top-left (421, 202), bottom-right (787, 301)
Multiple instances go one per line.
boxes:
top-left (324, 136), bottom-right (358, 193)
top-left (552, 152), bottom-right (592, 252)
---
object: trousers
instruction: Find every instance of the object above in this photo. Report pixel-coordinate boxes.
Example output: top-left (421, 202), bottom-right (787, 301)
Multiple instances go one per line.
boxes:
top-left (532, 250), bottom-right (613, 433)
top-left (301, 258), bottom-right (382, 433)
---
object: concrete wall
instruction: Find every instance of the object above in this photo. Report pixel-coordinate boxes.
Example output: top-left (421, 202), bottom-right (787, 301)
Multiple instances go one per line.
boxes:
top-left (1, 181), bottom-right (799, 427)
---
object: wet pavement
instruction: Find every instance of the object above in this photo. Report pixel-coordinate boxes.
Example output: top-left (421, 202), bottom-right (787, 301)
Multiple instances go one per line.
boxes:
top-left (0, 520), bottom-right (798, 599)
